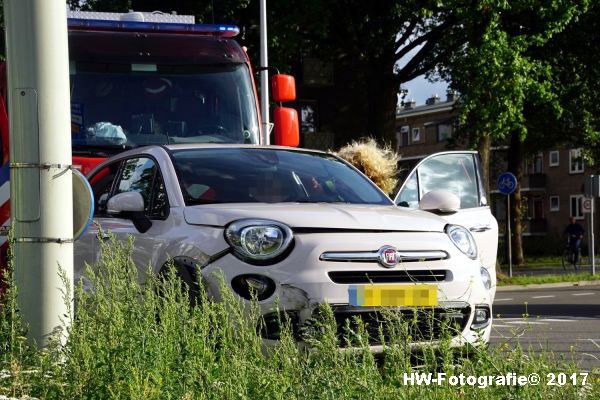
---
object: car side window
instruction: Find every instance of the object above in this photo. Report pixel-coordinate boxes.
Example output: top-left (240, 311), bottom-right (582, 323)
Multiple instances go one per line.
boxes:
top-left (115, 158), bottom-right (156, 212)
top-left (150, 171), bottom-right (169, 219)
top-left (114, 157), bottom-right (169, 219)
top-left (396, 172), bottom-right (419, 208)
top-left (396, 153), bottom-right (481, 209)
top-left (89, 161), bottom-right (121, 216)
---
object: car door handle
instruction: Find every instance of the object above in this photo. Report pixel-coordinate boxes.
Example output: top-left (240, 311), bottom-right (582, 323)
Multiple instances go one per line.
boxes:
top-left (470, 224), bottom-right (492, 232)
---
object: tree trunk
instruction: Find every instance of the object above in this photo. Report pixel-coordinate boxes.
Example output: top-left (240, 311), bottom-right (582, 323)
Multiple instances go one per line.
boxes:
top-left (366, 61), bottom-right (399, 146)
top-left (331, 57), bottom-right (398, 148)
top-left (507, 131), bottom-right (525, 266)
top-left (477, 134), bottom-right (492, 197)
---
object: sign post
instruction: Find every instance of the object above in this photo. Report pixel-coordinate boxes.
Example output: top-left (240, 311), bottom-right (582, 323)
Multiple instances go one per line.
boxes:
top-left (592, 198), bottom-right (595, 275)
top-left (4, 0), bottom-right (73, 346)
top-left (498, 172), bottom-right (517, 277)
top-left (583, 175), bottom-right (597, 275)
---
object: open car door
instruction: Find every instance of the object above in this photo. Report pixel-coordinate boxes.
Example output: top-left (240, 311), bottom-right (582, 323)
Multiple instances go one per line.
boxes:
top-left (394, 151), bottom-right (498, 297)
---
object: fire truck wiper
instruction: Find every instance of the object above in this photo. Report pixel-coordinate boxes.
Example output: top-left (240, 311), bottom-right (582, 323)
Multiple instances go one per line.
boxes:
top-left (72, 143), bottom-right (134, 157)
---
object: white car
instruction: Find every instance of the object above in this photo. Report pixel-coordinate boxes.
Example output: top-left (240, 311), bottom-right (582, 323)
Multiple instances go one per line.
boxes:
top-left (75, 145), bottom-right (496, 349)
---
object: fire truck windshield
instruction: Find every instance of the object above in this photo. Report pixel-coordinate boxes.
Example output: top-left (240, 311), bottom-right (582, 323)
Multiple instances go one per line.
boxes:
top-left (70, 62), bottom-right (259, 154)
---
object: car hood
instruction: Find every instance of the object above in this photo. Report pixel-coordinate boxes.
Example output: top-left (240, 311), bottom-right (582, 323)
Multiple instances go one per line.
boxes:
top-left (183, 203), bottom-right (446, 232)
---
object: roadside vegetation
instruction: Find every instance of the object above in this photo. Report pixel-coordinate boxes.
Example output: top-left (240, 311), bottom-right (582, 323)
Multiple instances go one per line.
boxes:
top-left (498, 272), bottom-right (600, 287)
top-left (1, 239), bottom-right (598, 399)
top-left (496, 253), bottom-right (600, 286)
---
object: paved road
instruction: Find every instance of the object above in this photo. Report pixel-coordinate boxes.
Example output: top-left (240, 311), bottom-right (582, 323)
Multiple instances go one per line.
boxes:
top-left (491, 284), bottom-right (600, 371)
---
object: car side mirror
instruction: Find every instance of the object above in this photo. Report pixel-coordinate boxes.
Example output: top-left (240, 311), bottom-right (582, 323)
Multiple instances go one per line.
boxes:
top-left (419, 190), bottom-right (460, 214)
top-left (271, 74), bottom-right (299, 147)
top-left (107, 192), bottom-right (144, 213)
top-left (273, 106), bottom-right (299, 147)
top-left (106, 192), bottom-right (152, 233)
top-left (271, 74), bottom-right (296, 102)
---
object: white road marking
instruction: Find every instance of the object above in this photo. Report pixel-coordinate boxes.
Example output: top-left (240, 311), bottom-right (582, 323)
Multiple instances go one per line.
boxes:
top-left (531, 295), bottom-right (555, 299)
top-left (504, 320), bottom-right (547, 325)
top-left (589, 339), bottom-right (600, 349)
top-left (494, 298), bottom-right (513, 302)
top-left (542, 318), bottom-right (576, 322)
top-left (572, 292), bottom-right (595, 296)
top-left (492, 324), bottom-right (511, 328)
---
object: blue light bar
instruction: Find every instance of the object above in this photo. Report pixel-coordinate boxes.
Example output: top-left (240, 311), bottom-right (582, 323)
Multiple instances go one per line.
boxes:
top-left (67, 18), bottom-right (240, 38)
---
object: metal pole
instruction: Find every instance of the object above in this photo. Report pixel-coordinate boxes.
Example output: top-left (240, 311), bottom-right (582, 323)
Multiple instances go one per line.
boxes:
top-left (592, 198), bottom-right (596, 275)
top-left (259, 0), bottom-right (270, 145)
top-left (4, 0), bottom-right (73, 346)
top-left (508, 194), bottom-right (512, 277)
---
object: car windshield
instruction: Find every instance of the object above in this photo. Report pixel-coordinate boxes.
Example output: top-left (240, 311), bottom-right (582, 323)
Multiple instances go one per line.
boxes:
top-left (171, 148), bottom-right (392, 205)
top-left (70, 63), bottom-right (259, 156)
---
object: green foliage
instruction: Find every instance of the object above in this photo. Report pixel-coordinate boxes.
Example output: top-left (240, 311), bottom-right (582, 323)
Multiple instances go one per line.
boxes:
top-left (67, 0), bottom-right (132, 12)
top-left (439, 0), bottom-right (587, 148)
top-left (498, 273), bottom-right (600, 286)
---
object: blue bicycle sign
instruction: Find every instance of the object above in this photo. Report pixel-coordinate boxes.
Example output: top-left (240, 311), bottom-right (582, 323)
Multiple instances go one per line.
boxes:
top-left (497, 172), bottom-right (517, 195)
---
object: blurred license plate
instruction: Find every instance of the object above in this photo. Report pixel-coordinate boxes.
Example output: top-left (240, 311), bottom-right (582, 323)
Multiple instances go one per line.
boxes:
top-left (348, 284), bottom-right (437, 307)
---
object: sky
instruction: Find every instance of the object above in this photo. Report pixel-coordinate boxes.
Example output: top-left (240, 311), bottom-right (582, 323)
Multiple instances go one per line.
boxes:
top-left (402, 75), bottom-right (449, 106)
top-left (395, 38), bottom-right (450, 106)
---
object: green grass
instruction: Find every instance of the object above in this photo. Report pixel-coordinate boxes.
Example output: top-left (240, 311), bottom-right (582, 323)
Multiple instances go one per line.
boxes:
top-left (498, 272), bottom-right (600, 286)
top-left (1, 237), bottom-right (599, 399)
top-left (498, 255), bottom-right (600, 268)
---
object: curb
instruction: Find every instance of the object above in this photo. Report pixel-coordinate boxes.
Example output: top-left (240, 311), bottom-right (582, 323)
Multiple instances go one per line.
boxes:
top-left (496, 280), bottom-right (600, 291)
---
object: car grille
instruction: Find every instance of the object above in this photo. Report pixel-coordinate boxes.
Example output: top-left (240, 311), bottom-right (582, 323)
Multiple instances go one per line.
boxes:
top-left (328, 270), bottom-right (448, 284)
top-left (258, 304), bottom-right (471, 346)
top-left (323, 304), bottom-right (471, 346)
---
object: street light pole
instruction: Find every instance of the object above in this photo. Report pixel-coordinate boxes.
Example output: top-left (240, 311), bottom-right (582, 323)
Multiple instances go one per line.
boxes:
top-left (259, 0), bottom-right (270, 145)
top-left (4, 0), bottom-right (74, 346)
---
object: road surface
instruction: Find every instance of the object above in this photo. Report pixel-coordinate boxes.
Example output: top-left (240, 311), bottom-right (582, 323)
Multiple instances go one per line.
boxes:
top-left (492, 284), bottom-right (600, 371)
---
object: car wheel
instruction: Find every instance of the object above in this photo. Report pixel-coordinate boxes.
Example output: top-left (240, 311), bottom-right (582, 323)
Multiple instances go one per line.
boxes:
top-left (158, 259), bottom-right (201, 307)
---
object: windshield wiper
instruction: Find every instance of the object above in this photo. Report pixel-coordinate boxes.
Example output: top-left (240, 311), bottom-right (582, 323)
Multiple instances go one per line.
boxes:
top-left (72, 143), bottom-right (134, 157)
top-left (291, 171), bottom-right (310, 199)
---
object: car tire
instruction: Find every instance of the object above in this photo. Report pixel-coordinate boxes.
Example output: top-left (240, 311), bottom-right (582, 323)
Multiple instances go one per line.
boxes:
top-left (158, 259), bottom-right (201, 307)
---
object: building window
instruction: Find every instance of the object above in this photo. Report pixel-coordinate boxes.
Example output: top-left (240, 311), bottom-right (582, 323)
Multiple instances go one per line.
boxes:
top-left (549, 196), bottom-right (559, 212)
top-left (570, 195), bottom-right (584, 219)
top-left (411, 127), bottom-right (420, 143)
top-left (549, 151), bottom-right (559, 167)
top-left (569, 148), bottom-right (584, 174)
top-left (525, 152), bottom-right (543, 174)
top-left (437, 123), bottom-right (452, 142)
top-left (531, 196), bottom-right (544, 219)
top-left (300, 101), bottom-right (317, 134)
top-left (396, 125), bottom-right (409, 147)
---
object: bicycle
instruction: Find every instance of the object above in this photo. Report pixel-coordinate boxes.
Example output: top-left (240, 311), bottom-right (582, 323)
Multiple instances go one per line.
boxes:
top-left (561, 236), bottom-right (582, 271)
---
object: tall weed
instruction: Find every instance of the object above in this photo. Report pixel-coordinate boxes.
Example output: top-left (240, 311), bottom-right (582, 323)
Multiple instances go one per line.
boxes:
top-left (0, 235), bottom-right (597, 399)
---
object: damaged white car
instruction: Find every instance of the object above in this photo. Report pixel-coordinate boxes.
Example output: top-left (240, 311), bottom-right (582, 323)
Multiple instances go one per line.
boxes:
top-left (75, 145), bottom-right (496, 349)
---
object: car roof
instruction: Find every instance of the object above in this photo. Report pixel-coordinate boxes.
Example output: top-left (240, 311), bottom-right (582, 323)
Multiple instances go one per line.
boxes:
top-left (162, 143), bottom-right (329, 154)
top-left (86, 144), bottom-right (333, 178)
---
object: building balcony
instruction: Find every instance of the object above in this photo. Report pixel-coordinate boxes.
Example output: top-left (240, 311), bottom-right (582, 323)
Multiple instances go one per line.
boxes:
top-left (521, 174), bottom-right (546, 191)
top-left (524, 218), bottom-right (547, 235)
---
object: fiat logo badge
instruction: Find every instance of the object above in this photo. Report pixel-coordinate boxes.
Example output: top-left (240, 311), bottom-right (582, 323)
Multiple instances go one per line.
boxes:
top-left (378, 246), bottom-right (398, 268)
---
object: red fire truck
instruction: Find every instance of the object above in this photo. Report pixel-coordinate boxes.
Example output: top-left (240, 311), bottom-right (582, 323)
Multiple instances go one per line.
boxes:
top-left (0, 11), bottom-right (299, 282)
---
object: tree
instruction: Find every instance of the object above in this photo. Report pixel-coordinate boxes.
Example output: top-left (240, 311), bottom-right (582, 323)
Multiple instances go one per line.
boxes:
top-left (437, 1), bottom-right (588, 265)
top-left (528, 1), bottom-right (600, 159)
top-left (258, 1), bottom-right (471, 147)
top-left (68, 0), bottom-right (132, 11)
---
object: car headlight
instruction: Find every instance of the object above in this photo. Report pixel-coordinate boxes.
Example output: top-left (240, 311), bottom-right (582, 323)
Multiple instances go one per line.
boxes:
top-left (446, 224), bottom-right (478, 259)
top-left (480, 267), bottom-right (491, 290)
top-left (225, 219), bottom-right (294, 264)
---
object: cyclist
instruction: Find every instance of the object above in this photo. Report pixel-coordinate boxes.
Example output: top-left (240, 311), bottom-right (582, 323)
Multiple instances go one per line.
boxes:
top-left (564, 217), bottom-right (585, 264)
